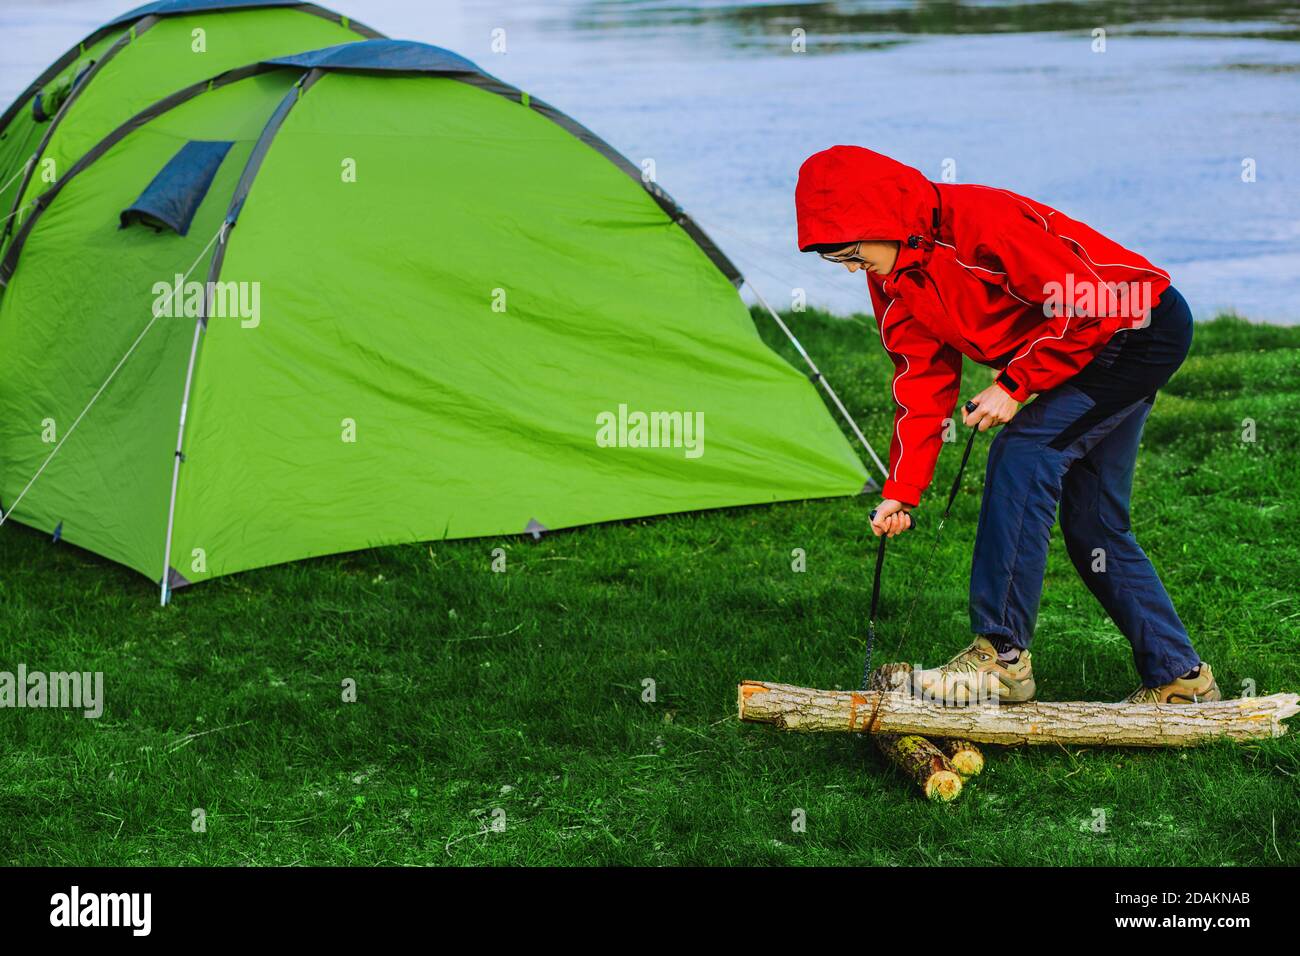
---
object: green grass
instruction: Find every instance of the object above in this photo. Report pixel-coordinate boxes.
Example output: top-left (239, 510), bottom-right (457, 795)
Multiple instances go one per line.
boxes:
top-left (1, 309), bottom-right (1297, 866)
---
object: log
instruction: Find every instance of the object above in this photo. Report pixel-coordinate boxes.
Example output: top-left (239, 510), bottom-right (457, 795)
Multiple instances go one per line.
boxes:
top-left (937, 738), bottom-right (985, 776)
top-left (875, 734), bottom-right (963, 801)
top-left (737, 680), bottom-right (1300, 747)
top-left (865, 663), bottom-right (988, 776)
top-left (862, 663), bottom-right (967, 799)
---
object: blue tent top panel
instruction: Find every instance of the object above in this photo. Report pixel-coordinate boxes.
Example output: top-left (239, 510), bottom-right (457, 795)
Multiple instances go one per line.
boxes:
top-left (265, 40), bottom-right (482, 76)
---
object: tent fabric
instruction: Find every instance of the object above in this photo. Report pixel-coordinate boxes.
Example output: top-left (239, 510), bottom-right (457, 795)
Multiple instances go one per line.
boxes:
top-left (120, 140), bottom-right (234, 235)
top-left (0, 3), bottom-right (380, 261)
top-left (0, 30), bottom-right (125, 225)
top-left (0, 64), bottom-right (280, 285)
top-left (0, 37), bottom-right (868, 594)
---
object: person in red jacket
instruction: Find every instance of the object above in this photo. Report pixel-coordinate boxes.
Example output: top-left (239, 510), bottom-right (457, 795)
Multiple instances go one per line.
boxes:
top-left (796, 145), bottom-right (1218, 706)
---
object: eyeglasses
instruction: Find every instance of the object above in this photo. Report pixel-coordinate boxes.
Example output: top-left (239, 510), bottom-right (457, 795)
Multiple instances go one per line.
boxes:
top-left (819, 242), bottom-right (864, 264)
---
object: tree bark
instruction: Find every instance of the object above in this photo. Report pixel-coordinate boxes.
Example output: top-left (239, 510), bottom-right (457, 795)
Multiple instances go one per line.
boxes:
top-left (737, 680), bottom-right (1299, 747)
top-left (874, 734), bottom-right (963, 801)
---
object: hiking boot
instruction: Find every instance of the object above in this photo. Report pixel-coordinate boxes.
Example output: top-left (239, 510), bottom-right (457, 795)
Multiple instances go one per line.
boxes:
top-left (909, 636), bottom-right (1036, 706)
top-left (1123, 662), bottom-right (1220, 704)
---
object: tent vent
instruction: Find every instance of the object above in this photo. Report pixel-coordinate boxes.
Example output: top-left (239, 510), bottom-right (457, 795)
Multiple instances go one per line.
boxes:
top-left (120, 140), bottom-right (233, 236)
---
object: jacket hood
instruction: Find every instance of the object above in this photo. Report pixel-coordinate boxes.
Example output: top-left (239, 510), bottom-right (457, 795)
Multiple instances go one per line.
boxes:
top-left (795, 146), bottom-right (938, 252)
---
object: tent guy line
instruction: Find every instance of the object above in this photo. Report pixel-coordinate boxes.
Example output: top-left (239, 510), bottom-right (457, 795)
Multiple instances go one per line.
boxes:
top-left (696, 217), bottom-right (894, 478)
top-left (746, 278), bottom-right (889, 482)
top-left (0, 199), bottom-right (36, 229)
top-left (0, 220), bottom-right (226, 534)
top-left (0, 157), bottom-right (35, 207)
top-left (690, 206), bottom-right (887, 480)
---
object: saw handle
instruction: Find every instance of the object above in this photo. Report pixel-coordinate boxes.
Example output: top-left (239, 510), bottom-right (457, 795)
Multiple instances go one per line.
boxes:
top-left (870, 508), bottom-right (915, 531)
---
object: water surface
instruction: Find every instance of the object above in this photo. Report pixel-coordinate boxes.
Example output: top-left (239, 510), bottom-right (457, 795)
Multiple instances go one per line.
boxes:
top-left (3, 0), bottom-right (1297, 320)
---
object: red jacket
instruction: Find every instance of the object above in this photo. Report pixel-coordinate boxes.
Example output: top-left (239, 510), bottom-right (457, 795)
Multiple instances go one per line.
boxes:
top-left (795, 146), bottom-right (1171, 506)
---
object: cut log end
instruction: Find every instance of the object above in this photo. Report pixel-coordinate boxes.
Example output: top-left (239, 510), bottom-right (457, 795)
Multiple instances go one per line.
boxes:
top-left (875, 733), bottom-right (963, 801)
top-left (937, 738), bottom-right (985, 776)
top-left (868, 665), bottom-right (982, 775)
top-left (925, 769), bottom-right (964, 802)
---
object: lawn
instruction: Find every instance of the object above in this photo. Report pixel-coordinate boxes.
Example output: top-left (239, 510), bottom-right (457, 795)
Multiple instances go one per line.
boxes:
top-left (1, 307), bottom-right (1296, 866)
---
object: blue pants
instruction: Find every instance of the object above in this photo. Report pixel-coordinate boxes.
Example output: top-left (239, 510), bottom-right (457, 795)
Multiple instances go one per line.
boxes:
top-left (969, 286), bottom-right (1201, 687)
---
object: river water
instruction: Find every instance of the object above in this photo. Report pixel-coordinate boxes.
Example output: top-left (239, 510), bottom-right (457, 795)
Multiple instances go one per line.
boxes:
top-left (3, 0), bottom-right (1298, 321)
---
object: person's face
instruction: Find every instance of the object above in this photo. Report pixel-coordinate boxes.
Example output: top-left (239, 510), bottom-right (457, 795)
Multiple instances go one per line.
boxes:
top-left (820, 240), bottom-right (900, 276)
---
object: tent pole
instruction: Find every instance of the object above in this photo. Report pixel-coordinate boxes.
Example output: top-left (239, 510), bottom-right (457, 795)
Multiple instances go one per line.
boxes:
top-left (159, 221), bottom-right (228, 606)
top-left (159, 319), bottom-right (205, 606)
top-left (744, 279), bottom-right (889, 482)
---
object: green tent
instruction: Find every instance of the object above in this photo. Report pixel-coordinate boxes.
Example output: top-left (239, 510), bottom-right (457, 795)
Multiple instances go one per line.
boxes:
top-left (0, 29), bottom-right (872, 601)
top-left (0, 0), bottom-right (380, 256)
